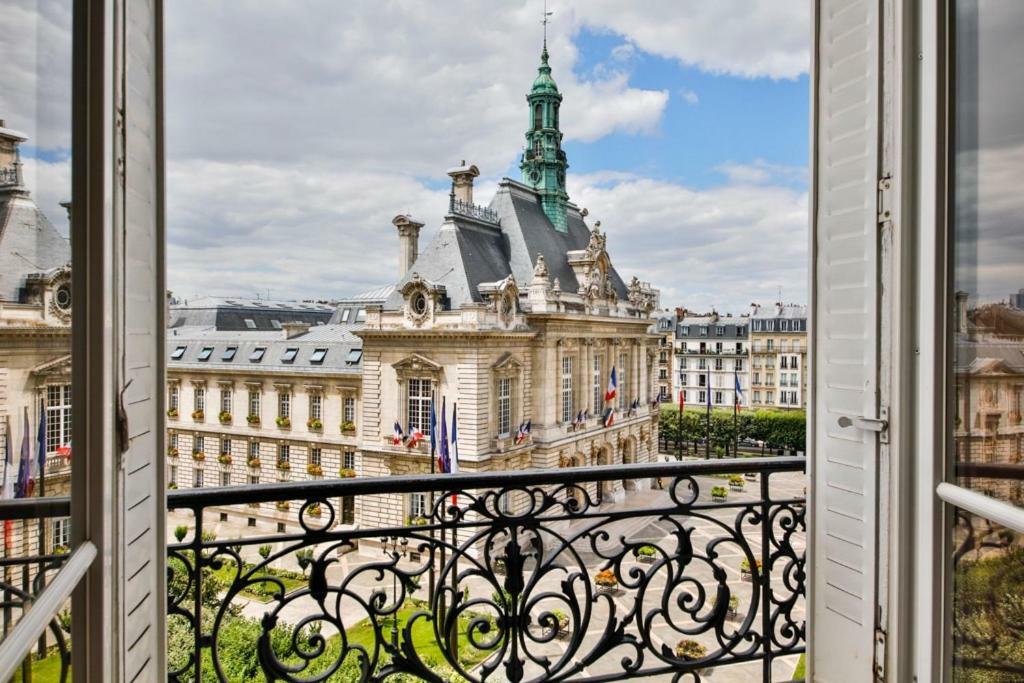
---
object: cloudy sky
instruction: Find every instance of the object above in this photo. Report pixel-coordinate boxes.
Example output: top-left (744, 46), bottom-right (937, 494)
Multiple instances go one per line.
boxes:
top-left (4, 1), bottom-right (813, 313)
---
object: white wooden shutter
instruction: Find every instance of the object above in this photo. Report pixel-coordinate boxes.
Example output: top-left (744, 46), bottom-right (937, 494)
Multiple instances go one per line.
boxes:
top-left (117, 0), bottom-right (165, 679)
top-left (810, 0), bottom-right (882, 679)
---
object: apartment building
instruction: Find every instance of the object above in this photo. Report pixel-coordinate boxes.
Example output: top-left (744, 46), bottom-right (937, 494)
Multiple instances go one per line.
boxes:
top-left (748, 303), bottom-right (807, 410)
top-left (674, 313), bottom-right (749, 409)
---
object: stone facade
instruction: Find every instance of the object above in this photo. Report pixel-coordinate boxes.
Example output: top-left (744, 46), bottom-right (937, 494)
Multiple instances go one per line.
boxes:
top-left (675, 314), bottom-right (749, 409)
top-left (748, 304), bottom-right (808, 410)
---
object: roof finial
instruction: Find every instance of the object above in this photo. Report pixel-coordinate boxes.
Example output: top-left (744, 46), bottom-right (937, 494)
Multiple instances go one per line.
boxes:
top-left (541, 0), bottom-right (552, 57)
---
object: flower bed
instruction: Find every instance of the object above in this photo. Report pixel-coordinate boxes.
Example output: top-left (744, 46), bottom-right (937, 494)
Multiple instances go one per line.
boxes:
top-left (711, 485), bottom-right (728, 502)
top-left (728, 475), bottom-right (745, 490)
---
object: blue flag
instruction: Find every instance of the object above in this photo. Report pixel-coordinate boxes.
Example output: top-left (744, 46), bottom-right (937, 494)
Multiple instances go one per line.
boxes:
top-left (439, 397), bottom-right (449, 474)
top-left (36, 402), bottom-right (46, 490)
top-left (450, 403), bottom-right (459, 475)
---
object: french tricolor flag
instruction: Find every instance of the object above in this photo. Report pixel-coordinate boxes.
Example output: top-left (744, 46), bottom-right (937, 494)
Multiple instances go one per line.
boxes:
top-left (602, 406), bottom-right (615, 428)
top-left (604, 367), bottom-right (617, 402)
top-left (392, 420), bottom-right (405, 446)
top-left (406, 428), bottom-right (424, 449)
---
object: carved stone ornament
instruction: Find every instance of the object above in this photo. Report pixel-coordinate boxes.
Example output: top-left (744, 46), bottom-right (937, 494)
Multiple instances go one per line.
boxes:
top-left (400, 273), bottom-right (446, 327)
top-left (532, 254), bottom-right (549, 280)
top-left (45, 266), bottom-right (72, 323)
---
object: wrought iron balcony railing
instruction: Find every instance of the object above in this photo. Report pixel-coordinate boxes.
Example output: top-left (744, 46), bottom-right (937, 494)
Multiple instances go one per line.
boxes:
top-left (449, 197), bottom-right (500, 225)
top-left (0, 456), bottom-right (806, 682)
top-left (168, 457), bottom-right (805, 682)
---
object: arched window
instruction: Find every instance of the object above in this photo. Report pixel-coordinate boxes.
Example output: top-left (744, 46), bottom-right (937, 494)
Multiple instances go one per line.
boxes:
top-left (553, 104), bottom-right (559, 129)
top-left (533, 103), bottom-right (543, 129)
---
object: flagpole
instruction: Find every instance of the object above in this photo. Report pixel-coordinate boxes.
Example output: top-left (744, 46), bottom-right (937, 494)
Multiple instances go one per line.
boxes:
top-left (676, 391), bottom-right (682, 461)
top-left (428, 399), bottom-right (436, 605)
top-left (448, 402), bottom-right (459, 661)
top-left (705, 373), bottom-right (711, 459)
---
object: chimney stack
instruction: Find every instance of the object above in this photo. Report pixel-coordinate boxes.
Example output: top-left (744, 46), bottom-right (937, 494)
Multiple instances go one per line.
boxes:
top-left (281, 321), bottom-right (310, 339)
top-left (392, 214), bottom-right (424, 278)
top-left (447, 161), bottom-right (480, 205)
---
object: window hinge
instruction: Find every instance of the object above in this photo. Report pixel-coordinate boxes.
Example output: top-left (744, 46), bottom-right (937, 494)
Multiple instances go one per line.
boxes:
top-left (877, 175), bottom-right (893, 227)
top-left (873, 624), bottom-right (887, 680)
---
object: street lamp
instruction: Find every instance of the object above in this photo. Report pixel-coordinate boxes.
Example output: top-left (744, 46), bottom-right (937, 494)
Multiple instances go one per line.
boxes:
top-left (380, 534), bottom-right (409, 647)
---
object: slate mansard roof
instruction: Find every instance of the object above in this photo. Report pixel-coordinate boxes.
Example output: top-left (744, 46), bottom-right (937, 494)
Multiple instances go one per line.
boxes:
top-left (0, 192), bottom-right (71, 303)
top-left (168, 296), bottom-right (334, 331)
top-left (166, 324), bottom-right (364, 375)
top-left (384, 179), bottom-right (630, 312)
top-left (676, 316), bottom-right (749, 340)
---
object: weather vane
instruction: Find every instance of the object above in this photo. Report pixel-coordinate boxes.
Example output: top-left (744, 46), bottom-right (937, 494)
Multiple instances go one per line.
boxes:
top-left (542, 0), bottom-right (553, 49)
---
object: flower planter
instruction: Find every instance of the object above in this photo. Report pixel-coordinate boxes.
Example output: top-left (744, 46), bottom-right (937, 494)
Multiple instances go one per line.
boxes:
top-left (675, 639), bottom-right (708, 672)
top-left (191, 410), bottom-right (204, 421)
top-left (247, 458), bottom-right (261, 468)
top-left (275, 417), bottom-right (291, 429)
top-left (167, 409), bottom-right (178, 419)
top-left (306, 418), bottom-right (323, 431)
top-left (246, 415), bottom-right (261, 426)
top-left (596, 584), bottom-right (620, 596)
top-left (218, 455), bottom-right (232, 466)
top-left (338, 468), bottom-right (356, 478)
top-left (167, 448), bottom-right (179, 458)
top-left (744, 472), bottom-right (758, 481)
top-left (306, 463), bottom-right (323, 476)
top-left (637, 553), bottom-right (656, 564)
top-left (711, 494), bottom-right (728, 502)
top-left (276, 461), bottom-right (290, 471)
top-left (219, 412), bottom-right (232, 424)
top-left (728, 483), bottom-right (745, 491)
top-left (192, 451), bottom-right (205, 461)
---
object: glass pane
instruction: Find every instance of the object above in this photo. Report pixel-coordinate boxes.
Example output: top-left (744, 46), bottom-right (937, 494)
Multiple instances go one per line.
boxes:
top-left (0, 0), bottom-right (75, 676)
top-left (951, 2), bottom-right (1024, 680)
top-left (951, 508), bottom-right (1024, 679)
top-left (951, 0), bottom-right (1024, 508)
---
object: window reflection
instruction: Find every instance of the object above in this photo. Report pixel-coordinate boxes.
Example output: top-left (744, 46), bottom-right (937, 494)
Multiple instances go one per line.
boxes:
top-left (951, 2), bottom-right (1024, 679)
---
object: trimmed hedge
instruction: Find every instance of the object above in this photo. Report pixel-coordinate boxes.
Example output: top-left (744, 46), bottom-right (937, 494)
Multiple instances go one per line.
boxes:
top-left (658, 406), bottom-right (806, 454)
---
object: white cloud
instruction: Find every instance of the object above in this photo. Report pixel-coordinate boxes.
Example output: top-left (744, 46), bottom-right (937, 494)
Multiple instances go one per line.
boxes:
top-left (566, 1), bottom-right (810, 80)
top-left (569, 173), bottom-right (809, 313)
top-left (680, 89), bottom-right (699, 105)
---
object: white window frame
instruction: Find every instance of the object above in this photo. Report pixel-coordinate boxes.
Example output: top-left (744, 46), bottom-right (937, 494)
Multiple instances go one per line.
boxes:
top-left (497, 376), bottom-right (511, 437)
top-left (309, 393), bottom-right (322, 420)
top-left (561, 354), bottom-right (574, 423)
top-left (406, 378), bottom-right (433, 436)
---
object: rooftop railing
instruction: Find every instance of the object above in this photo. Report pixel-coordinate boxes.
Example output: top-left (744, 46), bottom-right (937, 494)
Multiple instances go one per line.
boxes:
top-left (449, 197), bottom-right (500, 225)
top-left (0, 456), bottom-right (806, 682)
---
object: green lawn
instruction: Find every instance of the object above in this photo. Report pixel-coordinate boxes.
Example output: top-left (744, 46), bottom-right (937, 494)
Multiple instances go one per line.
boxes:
top-left (208, 559), bottom-right (306, 603)
top-left (341, 599), bottom-right (496, 671)
top-left (11, 650), bottom-right (67, 682)
top-left (793, 653), bottom-right (806, 680)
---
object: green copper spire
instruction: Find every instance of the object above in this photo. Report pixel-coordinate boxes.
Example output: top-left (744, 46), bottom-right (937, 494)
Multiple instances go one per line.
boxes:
top-left (520, 43), bottom-right (569, 232)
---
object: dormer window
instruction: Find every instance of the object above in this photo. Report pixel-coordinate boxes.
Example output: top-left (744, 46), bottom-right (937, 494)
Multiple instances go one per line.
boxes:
top-left (171, 345), bottom-right (186, 360)
top-left (281, 347), bottom-right (298, 363)
top-left (346, 349), bottom-right (362, 365)
top-left (244, 318), bottom-right (256, 329)
top-left (249, 347), bottom-right (266, 362)
top-left (355, 309), bottom-right (366, 322)
top-left (222, 347), bottom-right (237, 361)
top-left (310, 348), bottom-right (327, 364)
top-left (198, 347), bottom-right (213, 361)
top-left (412, 293), bottom-right (427, 316)
top-left (533, 102), bottom-right (542, 129)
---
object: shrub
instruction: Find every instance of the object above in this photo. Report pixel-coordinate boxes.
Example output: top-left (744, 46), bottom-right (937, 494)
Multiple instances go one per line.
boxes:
top-left (174, 525), bottom-right (188, 543)
top-left (167, 408), bottom-right (178, 418)
top-left (710, 485), bottom-right (727, 499)
top-left (594, 569), bottom-right (618, 587)
top-left (275, 416), bottom-right (291, 428)
top-left (675, 639), bottom-right (707, 661)
top-left (338, 467), bottom-right (356, 478)
top-left (191, 409), bottom-right (204, 420)
top-left (306, 503), bottom-right (322, 518)
top-left (341, 420), bottom-right (356, 433)
top-left (729, 474), bottom-right (745, 486)
top-left (219, 411), bottom-right (232, 424)
top-left (246, 414), bottom-right (261, 425)
top-left (306, 417), bottom-right (323, 430)
top-left (296, 548), bottom-right (314, 575)
top-left (306, 463), bottom-right (323, 476)
top-left (636, 545), bottom-right (656, 557)
top-left (257, 544), bottom-right (272, 560)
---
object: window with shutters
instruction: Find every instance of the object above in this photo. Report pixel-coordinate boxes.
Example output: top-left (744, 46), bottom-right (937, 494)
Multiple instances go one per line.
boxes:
top-left (407, 378), bottom-right (433, 436)
top-left (497, 376), bottom-right (511, 437)
top-left (561, 354), bottom-right (574, 423)
top-left (45, 385), bottom-right (72, 454)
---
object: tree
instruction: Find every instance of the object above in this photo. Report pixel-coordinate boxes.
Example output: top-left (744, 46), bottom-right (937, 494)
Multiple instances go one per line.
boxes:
top-left (296, 548), bottom-right (314, 576)
top-left (174, 525), bottom-right (188, 543)
top-left (258, 544), bottom-right (272, 561)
